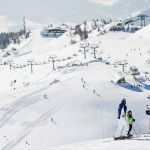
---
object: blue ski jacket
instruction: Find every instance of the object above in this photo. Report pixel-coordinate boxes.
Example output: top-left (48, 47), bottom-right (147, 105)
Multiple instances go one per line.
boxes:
top-left (118, 99), bottom-right (127, 119)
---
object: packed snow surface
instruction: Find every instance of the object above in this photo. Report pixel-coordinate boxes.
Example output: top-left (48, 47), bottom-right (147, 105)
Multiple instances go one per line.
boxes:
top-left (0, 20), bottom-right (150, 150)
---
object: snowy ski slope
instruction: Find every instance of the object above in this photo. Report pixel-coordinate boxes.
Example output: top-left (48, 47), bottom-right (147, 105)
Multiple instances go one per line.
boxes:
top-left (0, 20), bottom-right (150, 150)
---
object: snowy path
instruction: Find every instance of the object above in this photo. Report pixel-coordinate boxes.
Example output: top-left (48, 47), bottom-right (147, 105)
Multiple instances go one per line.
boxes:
top-left (21, 29), bottom-right (52, 53)
top-left (51, 136), bottom-right (150, 150)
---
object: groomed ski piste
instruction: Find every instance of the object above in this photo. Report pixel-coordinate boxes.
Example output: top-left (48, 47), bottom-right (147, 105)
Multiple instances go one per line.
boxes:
top-left (1, 18), bottom-right (150, 150)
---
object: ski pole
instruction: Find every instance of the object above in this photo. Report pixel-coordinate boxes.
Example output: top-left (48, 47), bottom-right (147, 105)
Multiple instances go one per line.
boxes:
top-left (133, 126), bottom-right (140, 138)
top-left (133, 127), bottom-right (137, 135)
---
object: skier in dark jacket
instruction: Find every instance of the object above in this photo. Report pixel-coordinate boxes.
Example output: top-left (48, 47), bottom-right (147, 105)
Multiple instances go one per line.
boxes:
top-left (118, 98), bottom-right (127, 119)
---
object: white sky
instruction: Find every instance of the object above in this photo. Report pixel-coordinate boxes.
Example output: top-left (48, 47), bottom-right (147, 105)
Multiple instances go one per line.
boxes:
top-left (89, 0), bottom-right (119, 5)
top-left (0, 0), bottom-right (149, 23)
top-left (0, 0), bottom-right (112, 22)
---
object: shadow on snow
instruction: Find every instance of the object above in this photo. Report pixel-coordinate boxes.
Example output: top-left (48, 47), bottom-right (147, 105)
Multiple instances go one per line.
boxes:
top-left (117, 82), bottom-right (143, 92)
top-left (140, 82), bottom-right (150, 90)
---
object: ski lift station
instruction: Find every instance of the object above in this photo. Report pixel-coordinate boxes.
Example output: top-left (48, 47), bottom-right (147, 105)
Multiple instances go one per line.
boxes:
top-left (41, 26), bottom-right (67, 38)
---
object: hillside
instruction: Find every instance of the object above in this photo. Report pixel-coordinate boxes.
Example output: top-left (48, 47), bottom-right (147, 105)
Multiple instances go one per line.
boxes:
top-left (0, 20), bottom-right (150, 150)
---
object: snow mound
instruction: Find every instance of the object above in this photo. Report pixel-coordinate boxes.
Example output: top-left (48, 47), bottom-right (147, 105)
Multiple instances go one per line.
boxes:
top-left (133, 24), bottom-right (150, 39)
top-left (104, 21), bottom-right (121, 32)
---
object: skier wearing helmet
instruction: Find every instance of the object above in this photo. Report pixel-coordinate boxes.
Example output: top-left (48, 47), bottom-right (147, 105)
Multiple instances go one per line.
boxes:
top-left (127, 110), bottom-right (135, 136)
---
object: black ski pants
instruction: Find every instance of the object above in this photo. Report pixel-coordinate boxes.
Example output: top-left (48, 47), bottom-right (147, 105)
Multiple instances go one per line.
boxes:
top-left (127, 124), bottom-right (132, 135)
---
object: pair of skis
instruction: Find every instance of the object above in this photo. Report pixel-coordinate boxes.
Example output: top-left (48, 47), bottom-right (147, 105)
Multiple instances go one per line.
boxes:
top-left (114, 134), bottom-right (150, 141)
top-left (114, 134), bottom-right (133, 140)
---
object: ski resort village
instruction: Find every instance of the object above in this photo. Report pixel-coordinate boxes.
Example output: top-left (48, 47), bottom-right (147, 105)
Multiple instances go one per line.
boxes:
top-left (1, 0), bottom-right (150, 150)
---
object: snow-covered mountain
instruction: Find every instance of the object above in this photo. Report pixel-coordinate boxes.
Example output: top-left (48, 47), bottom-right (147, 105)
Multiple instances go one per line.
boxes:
top-left (0, 19), bottom-right (150, 150)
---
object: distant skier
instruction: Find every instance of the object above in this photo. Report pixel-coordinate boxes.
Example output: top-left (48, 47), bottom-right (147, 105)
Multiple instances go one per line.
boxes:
top-left (118, 98), bottom-right (127, 119)
top-left (10, 79), bottom-right (17, 91)
top-left (127, 110), bottom-right (135, 136)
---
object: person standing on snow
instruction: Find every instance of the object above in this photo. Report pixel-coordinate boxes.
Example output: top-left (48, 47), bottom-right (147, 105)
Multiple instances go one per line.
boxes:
top-left (127, 110), bottom-right (135, 136)
top-left (10, 79), bottom-right (17, 91)
top-left (118, 98), bottom-right (127, 119)
top-left (115, 99), bottom-right (127, 137)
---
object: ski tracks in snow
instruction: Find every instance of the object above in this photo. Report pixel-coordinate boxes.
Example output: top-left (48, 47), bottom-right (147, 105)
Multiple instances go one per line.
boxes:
top-left (0, 84), bottom-right (50, 128)
top-left (0, 76), bottom-right (75, 150)
top-left (0, 73), bottom-right (76, 128)
top-left (0, 73), bottom-right (82, 150)
top-left (2, 101), bottom-right (64, 150)
top-left (81, 77), bottom-right (101, 98)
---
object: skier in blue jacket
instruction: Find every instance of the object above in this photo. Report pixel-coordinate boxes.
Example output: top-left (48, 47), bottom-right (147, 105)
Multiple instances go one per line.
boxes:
top-left (118, 98), bottom-right (127, 119)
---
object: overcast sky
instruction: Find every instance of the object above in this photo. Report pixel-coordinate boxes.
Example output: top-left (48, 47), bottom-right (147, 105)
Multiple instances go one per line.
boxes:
top-left (0, 0), bottom-right (109, 22)
top-left (89, 0), bottom-right (119, 5)
top-left (0, 0), bottom-right (150, 23)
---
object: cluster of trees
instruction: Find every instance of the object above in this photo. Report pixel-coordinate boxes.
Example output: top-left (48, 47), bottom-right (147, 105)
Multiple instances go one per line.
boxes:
top-left (0, 30), bottom-right (30, 49)
top-left (74, 22), bottom-right (88, 41)
top-left (74, 18), bottom-right (112, 41)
